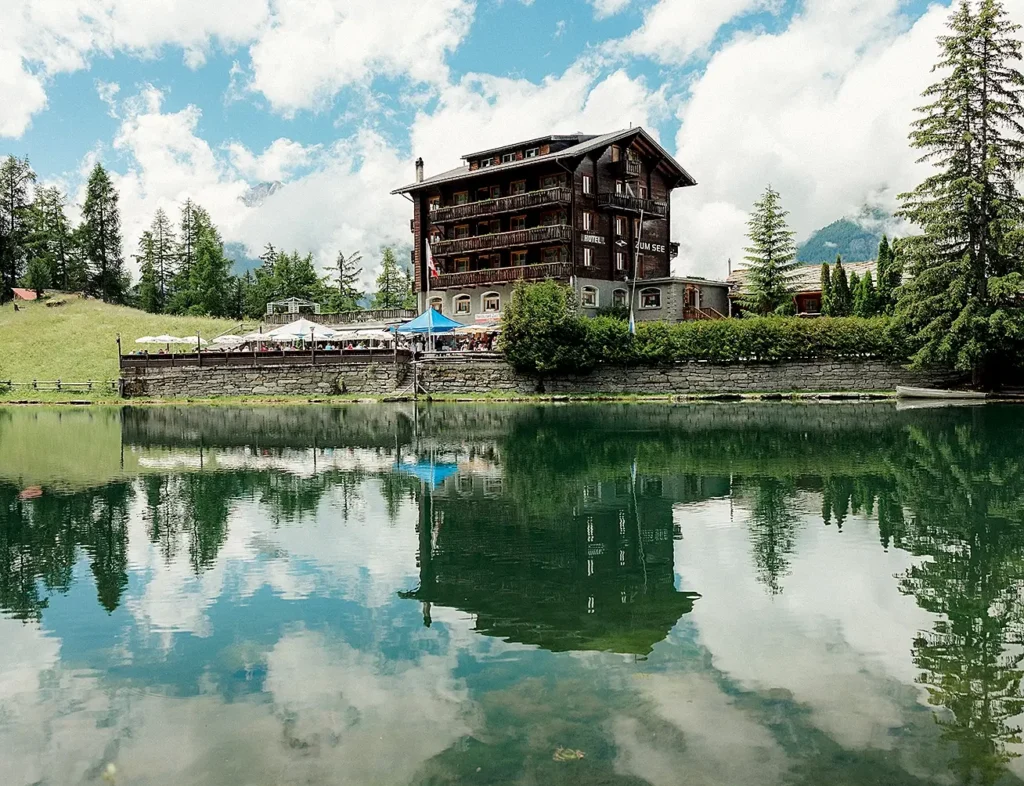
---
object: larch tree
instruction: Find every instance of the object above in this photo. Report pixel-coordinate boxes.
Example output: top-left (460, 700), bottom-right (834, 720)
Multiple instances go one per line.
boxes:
top-left (187, 225), bottom-right (232, 317)
top-left (737, 185), bottom-right (799, 316)
top-left (136, 230), bottom-right (161, 313)
top-left (81, 163), bottom-right (128, 303)
top-left (372, 247), bottom-right (414, 309)
top-left (26, 186), bottom-right (74, 292)
top-left (332, 250), bottom-right (364, 313)
top-left (894, 0), bottom-right (1024, 385)
top-left (149, 208), bottom-right (176, 308)
top-left (0, 155), bottom-right (36, 303)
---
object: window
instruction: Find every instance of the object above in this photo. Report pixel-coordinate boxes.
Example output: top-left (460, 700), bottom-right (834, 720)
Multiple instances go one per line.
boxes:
top-left (611, 145), bottom-right (621, 162)
top-left (454, 295), bottom-right (472, 315)
top-left (540, 174), bottom-right (564, 189)
top-left (613, 289), bottom-right (628, 307)
top-left (509, 180), bottom-right (526, 195)
top-left (616, 251), bottom-right (627, 271)
top-left (428, 297), bottom-right (443, 313)
top-left (477, 187), bottom-right (491, 201)
top-left (581, 286), bottom-right (598, 308)
top-left (453, 224), bottom-right (469, 239)
top-left (615, 216), bottom-right (625, 236)
top-left (477, 221), bottom-right (493, 236)
top-left (455, 257), bottom-right (470, 272)
top-left (582, 211), bottom-right (593, 231)
top-left (540, 210), bottom-right (565, 227)
top-left (510, 215), bottom-right (527, 231)
top-left (541, 246), bottom-right (566, 264)
top-left (480, 158), bottom-right (493, 168)
top-left (482, 292), bottom-right (501, 313)
top-left (502, 153), bottom-right (516, 163)
top-left (639, 288), bottom-right (662, 309)
top-left (633, 218), bottom-right (641, 237)
top-left (638, 185), bottom-right (648, 199)
top-left (479, 254), bottom-right (500, 268)
top-left (511, 249), bottom-right (527, 266)
top-left (583, 247), bottom-right (593, 266)
top-left (453, 191), bottom-right (469, 205)
top-left (428, 196), bottom-right (440, 212)
top-left (582, 174), bottom-right (593, 195)
top-left (525, 147), bottom-right (539, 158)
top-left (615, 180), bottom-right (624, 194)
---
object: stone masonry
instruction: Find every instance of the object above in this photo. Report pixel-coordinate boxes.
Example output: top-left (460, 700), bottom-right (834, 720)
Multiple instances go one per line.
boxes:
top-left (121, 355), bottom-right (954, 398)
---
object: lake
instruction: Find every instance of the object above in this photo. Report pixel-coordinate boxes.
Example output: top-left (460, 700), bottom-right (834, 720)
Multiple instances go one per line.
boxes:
top-left (2, 402), bottom-right (1024, 785)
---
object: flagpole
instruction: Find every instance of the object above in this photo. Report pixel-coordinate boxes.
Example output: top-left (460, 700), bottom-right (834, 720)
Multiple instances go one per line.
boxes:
top-left (628, 208), bottom-right (645, 335)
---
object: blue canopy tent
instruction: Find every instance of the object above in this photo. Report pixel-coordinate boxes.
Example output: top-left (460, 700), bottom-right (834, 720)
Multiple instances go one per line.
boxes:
top-left (395, 309), bottom-right (463, 335)
top-left (394, 461), bottom-right (460, 488)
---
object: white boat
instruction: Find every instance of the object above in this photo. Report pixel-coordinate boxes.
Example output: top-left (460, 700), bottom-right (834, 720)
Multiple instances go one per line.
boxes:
top-left (896, 386), bottom-right (988, 400)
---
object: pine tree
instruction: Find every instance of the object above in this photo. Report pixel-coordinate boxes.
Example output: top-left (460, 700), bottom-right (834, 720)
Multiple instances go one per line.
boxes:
top-left (168, 201), bottom-right (215, 314)
top-left (23, 256), bottom-right (50, 298)
top-left (81, 163), bottom-right (128, 303)
top-left (331, 250), bottom-right (364, 313)
top-left (820, 262), bottom-right (833, 315)
top-left (895, 0), bottom-right (1024, 384)
top-left (136, 231), bottom-right (161, 313)
top-left (832, 257), bottom-right (853, 316)
top-left (25, 186), bottom-right (74, 292)
top-left (876, 234), bottom-right (900, 314)
top-left (372, 247), bottom-right (414, 309)
top-left (854, 271), bottom-right (879, 317)
top-left (737, 185), bottom-right (799, 316)
top-left (0, 155), bottom-right (36, 303)
top-left (187, 226), bottom-right (232, 316)
top-left (149, 208), bottom-right (176, 307)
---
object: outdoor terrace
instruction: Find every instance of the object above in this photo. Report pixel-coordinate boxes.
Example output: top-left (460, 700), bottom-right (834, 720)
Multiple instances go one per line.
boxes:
top-left (434, 262), bottom-right (571, 289)
top-left (433, 224), bottom-right (572, 257)
top-left (597, 193), bottom-right (668, 218)
top-left (430, 187), bottom-right (572, 224)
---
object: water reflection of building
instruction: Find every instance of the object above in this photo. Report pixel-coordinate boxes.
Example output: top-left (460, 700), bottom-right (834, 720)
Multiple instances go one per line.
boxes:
top-left (401, 472), bottom-right (722, 655)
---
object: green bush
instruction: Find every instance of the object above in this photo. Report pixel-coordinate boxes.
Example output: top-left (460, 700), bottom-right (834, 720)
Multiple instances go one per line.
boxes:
top-left (501, 280), bottom-right (595, 375)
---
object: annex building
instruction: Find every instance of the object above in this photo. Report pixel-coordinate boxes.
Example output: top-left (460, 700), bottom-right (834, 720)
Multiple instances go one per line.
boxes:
top-left (392, 127), bottom-right (729, 325)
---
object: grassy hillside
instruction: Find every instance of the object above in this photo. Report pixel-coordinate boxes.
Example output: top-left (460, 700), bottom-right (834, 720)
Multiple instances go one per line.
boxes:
top-left (0, 295), bottom-right (240, 387)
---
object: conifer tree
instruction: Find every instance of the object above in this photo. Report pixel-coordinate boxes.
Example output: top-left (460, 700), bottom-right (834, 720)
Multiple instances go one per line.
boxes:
top-left (832, 257), bottom-right (853, 316)
top-left (332, 250), bottom-right (364, 313)
top-left (136, 231), bottom-right (161, 313)
top-left (23, 256), bottom-right (50, 298)
top-left (81, 163), bottom-right (128, 303)
top-left (149, 208), bottom-right (176, 307)
top-left (737, 185), bottom-right (798, 316)
top-left (26, 186), bottom-right (74, 291)
top-left (820, 262), bottom-right (833, 315)
top-left (0, 155), bottom-right (36, 303)
top-left (854, 271), bottom-right (879, 317)
top-left (849, 270), bottom-right (861, 303)
top-left (187, 227), bottom-right (232, 317)
top-left (895, 0), bottom-right (1024, 383)
top-left (372, 247), bottom-right (415, 309)
top-left (876, 235), bottom-right (901, 314)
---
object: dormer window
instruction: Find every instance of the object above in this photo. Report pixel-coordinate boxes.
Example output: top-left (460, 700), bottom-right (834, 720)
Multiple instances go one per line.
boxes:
top-left (525, 148), bottom-right (539, 158)
top-left (480, 159), bottom-right (493, 168)
top-left (501, 153), bottom-right (516, 163)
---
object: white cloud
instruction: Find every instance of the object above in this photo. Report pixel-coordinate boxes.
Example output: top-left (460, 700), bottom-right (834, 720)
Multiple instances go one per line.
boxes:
top-left (591, 0), bottom-right (632, 20)
top-left (617, 0), bottom-right (779, 63)
top-left (0, 49), bottom-right (47, 137)
top-left (95, 79), bottom-right (121, 118)
top-left (246, 0), bottom-right (476, 116)
top-left (226, 138), bottom-right (320, 182)
top-left (672, 0), bottom-right (951, 277)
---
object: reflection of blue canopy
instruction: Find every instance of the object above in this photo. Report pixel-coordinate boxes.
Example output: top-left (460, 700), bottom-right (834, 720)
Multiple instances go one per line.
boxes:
top-left (395, 462), bottom-right (460, 487)
top-left (395, 309), bottom-right (463, 334)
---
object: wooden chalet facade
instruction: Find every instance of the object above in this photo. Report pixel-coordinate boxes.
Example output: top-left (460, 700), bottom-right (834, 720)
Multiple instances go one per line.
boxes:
top-left (392, 128), bottom-right (729, 324)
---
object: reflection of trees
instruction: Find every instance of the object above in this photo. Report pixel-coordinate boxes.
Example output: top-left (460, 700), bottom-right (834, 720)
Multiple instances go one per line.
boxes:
top-left (738, 477), bottom-right (799, 596)
top-left (890, 416), bottom-right (1024, 785)
top-left (0, 482), bottom-right (133, 618)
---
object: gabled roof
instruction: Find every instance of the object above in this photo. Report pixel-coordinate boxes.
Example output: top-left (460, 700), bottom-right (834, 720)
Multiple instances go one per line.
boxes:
top-left (12, 288), bottom-right (38, 301)
top-left (392, 127), bottom-right (696, 195)
top-left (727, 261), bottom-right (878, 294)
top-left (463, 133), bottom-right (596, 160)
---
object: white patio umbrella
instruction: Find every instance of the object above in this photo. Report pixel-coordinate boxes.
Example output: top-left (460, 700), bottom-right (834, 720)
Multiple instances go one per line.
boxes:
top-left (211, 334), bottom-right (244, 346)
top-left (352, 329), bottom-right (395, 341)
top-left (266, 318), bottom-right (337, 342)
top-left (134, 336), bottom-right (158, 344)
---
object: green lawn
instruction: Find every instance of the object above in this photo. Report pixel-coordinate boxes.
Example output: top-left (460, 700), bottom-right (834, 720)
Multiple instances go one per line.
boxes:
top-left (0, 295), bottom-right (242, 388)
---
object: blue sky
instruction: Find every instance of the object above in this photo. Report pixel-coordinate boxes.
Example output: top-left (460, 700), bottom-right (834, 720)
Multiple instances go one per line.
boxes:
top-left (1, 0), bottom-right (968, 282)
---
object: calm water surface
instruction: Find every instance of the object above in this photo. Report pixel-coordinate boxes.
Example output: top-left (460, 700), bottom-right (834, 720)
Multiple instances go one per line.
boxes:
top-left (2, 402), bottom-right (1024, 785)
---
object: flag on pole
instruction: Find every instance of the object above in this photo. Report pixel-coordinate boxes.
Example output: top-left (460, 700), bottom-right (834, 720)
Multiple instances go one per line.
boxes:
top-left (426, 238), bottom-right (440, 280)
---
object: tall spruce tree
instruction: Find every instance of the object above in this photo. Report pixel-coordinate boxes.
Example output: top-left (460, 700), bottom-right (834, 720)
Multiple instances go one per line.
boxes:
top-left (332, 250), bottom-right (364, 313)
top-left (876, 235), bottom-right (901, 314)
top-left (820, 262), bottom-right (833, 315)
top-left (832, 257), bottom-right (853, 316)
top-left (187, 226), bottom-right (232, 317)
top-left (854, 271), bottom-right (879, 317)
top-left (0, 155), bottom-right (36, 303)
top-left (136, 231), bottom-right (161, 313)
top-left (149, 208), bottom-right (176, 308)
top-left (737, 185), bottom-right (798, 316)
top-left (25, 186), bottom-right (74, 292)
top-left (80, 163), bottom-right (128, 303)
top-left (169, 201), bottom-right (213, 314)
top-left (894, 0), bottom-right (1024, 384)
top-left (372, 247), bottom-right (415, 309)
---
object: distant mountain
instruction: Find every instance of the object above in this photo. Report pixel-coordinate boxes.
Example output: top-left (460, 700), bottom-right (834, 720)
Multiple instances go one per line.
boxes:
top-left (225, 242), bottom-right (262, 275)
top-left (241, 181), bottom-right (283, 208)
top-left (797, 207), bottom-right (892, 264)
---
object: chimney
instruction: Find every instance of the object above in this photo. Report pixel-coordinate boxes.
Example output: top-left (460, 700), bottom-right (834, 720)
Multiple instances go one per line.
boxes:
top-left (415, 157), bottom-right (424, 183)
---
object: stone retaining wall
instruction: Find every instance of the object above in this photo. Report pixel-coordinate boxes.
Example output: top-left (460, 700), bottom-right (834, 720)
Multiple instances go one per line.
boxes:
top-left (121, 355), bottom-right (954, 398)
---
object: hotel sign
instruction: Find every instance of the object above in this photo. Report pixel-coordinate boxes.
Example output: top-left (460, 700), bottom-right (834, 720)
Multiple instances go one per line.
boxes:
top-left (581, 233), bottom-right (606, 245)
top-left (638, 240), bottom-right (667, 254)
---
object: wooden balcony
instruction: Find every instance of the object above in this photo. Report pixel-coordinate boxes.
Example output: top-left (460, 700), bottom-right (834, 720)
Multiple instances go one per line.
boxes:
top-left (431, 187), bottom-right (572, 224)
top-left (434, 262), bottom-right (571, 289)
top-left (615, 159), bottom-right (642, 179)
top-left (433, 224), bottom-right (572, 257)
top-left (598, 192), bottom-right (668, 218)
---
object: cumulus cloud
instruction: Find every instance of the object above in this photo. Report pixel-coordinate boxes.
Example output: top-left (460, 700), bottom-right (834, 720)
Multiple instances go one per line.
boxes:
top-left (246, 0), bottom-right (476, 115)
top-left (672, 0), bottom-right (950, 277)
top-left (591, 0), bottom-right (632, 19)
top-left (226, 138), bottom-right (320, 182)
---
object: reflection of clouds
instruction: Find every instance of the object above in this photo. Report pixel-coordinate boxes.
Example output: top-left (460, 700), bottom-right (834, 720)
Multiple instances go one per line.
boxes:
top-left (676, 499), bottom-right (935, 751)
top-left (613, 673), bottom-right (789, 786)
top-left (124, 478), bottom-right (419, 639)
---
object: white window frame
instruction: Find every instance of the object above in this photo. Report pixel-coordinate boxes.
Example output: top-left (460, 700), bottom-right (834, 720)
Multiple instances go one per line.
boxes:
top-left (525, 147), bottom-right (539, 158)
top-left (582, 174), bottom-right (593, 195)
top-left (613, 289), bottom-right (628, 307)
top-left (501, 153), bottom-right (516, 163)
top-left (428, 297), bottom-right (444, 313)
top-left (479, 158), bottom-right (493, 168)
top-left (481, 291), bottom-right (501, 313)
top-left (639, 288), bottom-right (662, 310)
top-left (615, 216), bottom-right (625, 236)
top-left (615, 251), bottom-right (627, 271)
top-left (582, 211), bottom-right (593, 231)
top-left (510, 180), bottom-right (526, 195)
top-left (454, 295), bottom-right (472, 315)
top-left (583, 247), bottom-right (593, 266)
top-left (581, 286), bottom-right (599, 308)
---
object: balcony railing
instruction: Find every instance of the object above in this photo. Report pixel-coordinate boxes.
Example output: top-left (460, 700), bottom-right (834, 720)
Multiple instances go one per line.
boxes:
top-left (433, 224), bottom-right (572, 256)
top-left (435, 262), bottom-right (571, 289)
top-left (615, 158), bottom-right (642, 179)
top-left (431, 187), bottom-right (572, 223)
top-left (598, 193), bottom-right (668, 218)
